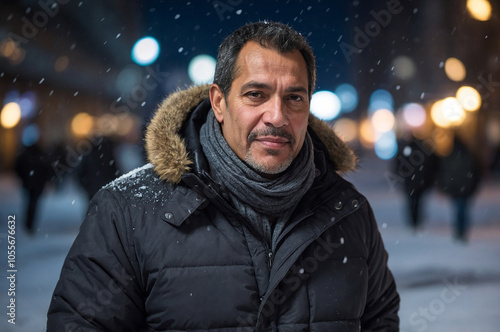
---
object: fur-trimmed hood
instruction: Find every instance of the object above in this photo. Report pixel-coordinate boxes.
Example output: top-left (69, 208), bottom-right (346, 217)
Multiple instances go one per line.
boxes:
top-left (145, 85), bottom-right (357, 183)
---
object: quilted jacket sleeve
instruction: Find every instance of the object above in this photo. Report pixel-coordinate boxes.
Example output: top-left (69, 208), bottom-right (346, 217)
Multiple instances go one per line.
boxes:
top-left (47, 189), bottom-right (146, 332)
top-left (361, 202), bottom-right (400, 331)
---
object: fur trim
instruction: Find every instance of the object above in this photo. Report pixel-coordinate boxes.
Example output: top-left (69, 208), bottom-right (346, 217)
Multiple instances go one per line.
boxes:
top-left (145, 85), bottom-right (357, 183)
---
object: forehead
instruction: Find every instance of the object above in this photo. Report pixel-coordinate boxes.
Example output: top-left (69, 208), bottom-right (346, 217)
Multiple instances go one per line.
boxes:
top-left (233, 41), bottom-right (308, 86)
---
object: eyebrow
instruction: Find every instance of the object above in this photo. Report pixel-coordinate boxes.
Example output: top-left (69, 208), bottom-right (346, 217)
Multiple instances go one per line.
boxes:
top-left (240, 81), bottom-right (308, 95)
top-left (240, 81), bottom-right (271, 93)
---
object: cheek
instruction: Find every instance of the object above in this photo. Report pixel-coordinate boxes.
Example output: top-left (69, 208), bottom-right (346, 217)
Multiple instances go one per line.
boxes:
top-left (291, 115), bottom-right (310, 141)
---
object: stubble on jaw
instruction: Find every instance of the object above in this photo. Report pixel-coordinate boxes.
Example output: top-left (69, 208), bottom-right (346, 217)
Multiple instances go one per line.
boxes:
top-left (244, 127), bottom-right (297, 175)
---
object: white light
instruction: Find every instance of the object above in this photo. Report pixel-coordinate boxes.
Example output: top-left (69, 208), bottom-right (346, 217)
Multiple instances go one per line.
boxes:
top-left (335, 83), bottom-right (358, 113)
top-left (131, 37), bottom-right (160, 66)
top-left (402, 103), bottom-right (426, 127)
top-left (456, 86), bottom-right (481, 111)
top-left (441, 97), bottom-right (465, 123)
top-left (371, 108), bottom-right (395, 133)
top-left (188, 54), bottom-right (216, 85)
top-left (310, 90), bottom-right (341, 121)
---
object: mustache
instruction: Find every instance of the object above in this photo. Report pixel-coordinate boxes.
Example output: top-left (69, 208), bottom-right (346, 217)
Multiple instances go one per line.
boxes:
top-left (247, 127), bottom-right (296, 146)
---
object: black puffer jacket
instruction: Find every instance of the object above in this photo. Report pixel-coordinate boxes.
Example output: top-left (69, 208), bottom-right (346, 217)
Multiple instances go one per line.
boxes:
top-left (47, 86), bottom-right (399, 331)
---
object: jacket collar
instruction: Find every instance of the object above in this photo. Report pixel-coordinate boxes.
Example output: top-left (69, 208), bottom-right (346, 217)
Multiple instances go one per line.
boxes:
top-left (145, 85), bottom-right (358, 183)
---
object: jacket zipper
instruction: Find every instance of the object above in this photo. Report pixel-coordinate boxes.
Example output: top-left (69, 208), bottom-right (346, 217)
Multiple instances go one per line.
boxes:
top-left (198, 179), bottom-right (275, 269)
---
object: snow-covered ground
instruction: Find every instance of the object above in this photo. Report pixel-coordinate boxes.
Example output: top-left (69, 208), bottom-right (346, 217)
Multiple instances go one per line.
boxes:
top-left (0, 156), bottom-right (499, 332)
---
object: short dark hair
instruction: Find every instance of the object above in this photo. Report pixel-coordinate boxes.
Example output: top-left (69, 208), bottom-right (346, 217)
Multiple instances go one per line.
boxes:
top-left (213, 21), bottom-right (316, 99)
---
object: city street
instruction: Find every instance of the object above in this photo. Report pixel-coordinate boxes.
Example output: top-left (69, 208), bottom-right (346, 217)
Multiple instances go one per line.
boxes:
top-left (1, 155), bottom-right (499, 332)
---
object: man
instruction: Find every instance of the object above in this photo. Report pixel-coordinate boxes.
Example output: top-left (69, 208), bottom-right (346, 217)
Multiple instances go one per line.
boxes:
top-left (48, 21), bottom-right (399, 331)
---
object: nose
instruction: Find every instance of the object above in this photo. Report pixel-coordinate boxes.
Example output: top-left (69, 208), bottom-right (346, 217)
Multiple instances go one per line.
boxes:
top-left (262, 96), bottom-right (289, 128)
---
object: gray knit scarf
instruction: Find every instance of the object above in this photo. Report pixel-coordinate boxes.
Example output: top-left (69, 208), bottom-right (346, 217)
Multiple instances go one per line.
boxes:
top-left (200, 111), bottom-right (316, 248)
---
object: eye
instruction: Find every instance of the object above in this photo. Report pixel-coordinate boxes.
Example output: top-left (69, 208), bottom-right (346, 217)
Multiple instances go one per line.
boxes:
top-left (287, 94), bottom-right (304, 102)
top-left (245, 91), bottom-right (264, 99)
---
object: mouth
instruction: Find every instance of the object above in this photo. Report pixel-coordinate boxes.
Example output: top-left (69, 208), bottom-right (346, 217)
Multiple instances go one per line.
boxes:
top-left (254, 136), bottom-right (290, 149)
top-left (248, 128), bottom-right (296, 149)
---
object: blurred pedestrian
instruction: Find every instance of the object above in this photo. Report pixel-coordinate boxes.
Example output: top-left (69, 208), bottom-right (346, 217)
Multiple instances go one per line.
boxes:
top-left (47, 140), bottom-right (67, 189)
top-left (77, 136), bottom-right (120, 201)
top-left (437, 136), bottom-right (482, 242)
top-left (14, 142), bottom-right (52, 234)
top-left (395, 137), bottom-right (438, 231)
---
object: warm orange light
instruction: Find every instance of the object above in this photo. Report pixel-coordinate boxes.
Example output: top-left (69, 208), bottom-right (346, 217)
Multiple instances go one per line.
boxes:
top-left (372, 108), bottom-right (395, 133)
top-left (97, 114), bottom-right (118, 136)
top-left (359, 118), bottom-right (377, 148)
top-left (456, 86), bottom-right (481, 111)
top-left (467, 0), bottom-right (491, 21)
top-left (332, 118), bottom-right (358, 142)
top-left (115, 114), bottom-right (135, 136)
top-left (444, 58), bottom-right (466, 82)
top-left (0, 39), bottom-right (16, 58)
top-left (1, 102), bottom-right (22, 129)
top-left (431, 98), bottom-right (466, 128)
top-left (71, 112), bottom-right (94, 136)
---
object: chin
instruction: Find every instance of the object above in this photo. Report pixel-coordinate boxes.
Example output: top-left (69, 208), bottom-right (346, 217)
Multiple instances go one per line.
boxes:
top-left (246, 156), bottom-right (293, 176)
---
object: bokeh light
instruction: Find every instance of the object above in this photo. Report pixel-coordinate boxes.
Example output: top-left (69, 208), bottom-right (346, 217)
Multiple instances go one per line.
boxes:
top-left (116, 65), bottom-right (142, 95)
top-left (392, 55), bottom-right (416, 80)
top-left (19, 91), bottom-right (37, 119)
top-left (444, 57), bottom-right (466, 82)
top-left (97, 114), bottom-right (119, 136)
top-left (334, 83), bottom-right (359, 113)
top-left (22, 123), bottom-right (40, 146)
top-left (456, 86), bottom-right (481, 111)
top-left (369, 89), bottom-right (394, 113)
top-left (188, 54), bottom-right (216, 85)
top-left (310, 90), bottom-right (341, 121)
top-left (374, 131), bottom-right (398, 160)
top-left (131, 36), bottom-right (160, 66)
top-left (359, 117), bottom-right (377, 148)
top-left (467, 0), bottom-right (492, 21)
top-left (55, 56), bottom-right (69, 72)
top-left (115, 114), bottom-right (136, 136)
top-left (0, 38), bottom-right (25, 65)
top-left (372, 108), bottom-right (395, 133)
top-left (486, 118), bottom-right (500, 145)
top-left (402, 103), bottom-right (426, 127)
top-left (441, 97), bottom-right (466, 124)
top-left (71, 112), bottom-right (94, 137)
top-left (332, 118), bottom-right (358, 142)
top-left (1, 102), bottom-right (22, 129)
top-left (431, 97), bottom-right (466, 128)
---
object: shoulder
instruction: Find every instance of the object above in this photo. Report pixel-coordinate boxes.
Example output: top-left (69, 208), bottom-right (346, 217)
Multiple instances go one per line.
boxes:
top-left (102, 163), bottom-right (175, 205)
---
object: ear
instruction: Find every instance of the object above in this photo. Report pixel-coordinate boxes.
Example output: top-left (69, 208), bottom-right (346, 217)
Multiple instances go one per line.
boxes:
top-left (209, 84), bottom-right (226, 123)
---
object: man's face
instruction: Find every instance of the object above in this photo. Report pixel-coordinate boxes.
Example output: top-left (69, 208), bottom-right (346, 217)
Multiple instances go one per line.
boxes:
top-left (210, 41), bottom-right (310, 177)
